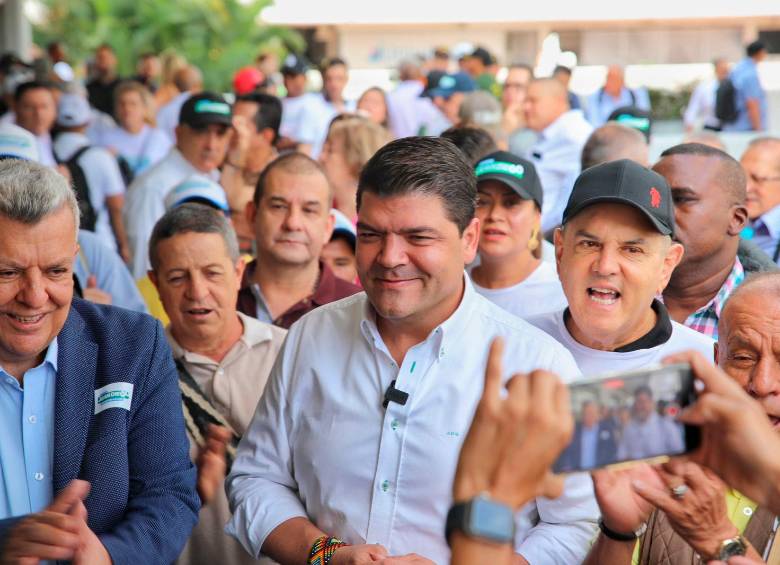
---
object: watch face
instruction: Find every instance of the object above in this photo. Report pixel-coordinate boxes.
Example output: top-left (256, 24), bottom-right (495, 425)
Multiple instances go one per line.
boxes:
top-left (720, 538), bottom-right (747, 559)
top-left (467, 497), bottom-right (515, 544)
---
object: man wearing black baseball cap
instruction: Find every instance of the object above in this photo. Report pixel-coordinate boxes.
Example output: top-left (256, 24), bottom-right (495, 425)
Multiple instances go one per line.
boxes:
top-left (125, 91), bottom-right (239, 278)
top-left (468, 151), bottom-right (567, 319)
top-left (528, 159), bottom-right (713, 378)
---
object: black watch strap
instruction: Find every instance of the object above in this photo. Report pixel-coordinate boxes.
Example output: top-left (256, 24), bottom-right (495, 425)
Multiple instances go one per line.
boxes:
top-left (445, 502), bottom-right (467, 542)
top-left (598, 518), bottom-right (646, 541)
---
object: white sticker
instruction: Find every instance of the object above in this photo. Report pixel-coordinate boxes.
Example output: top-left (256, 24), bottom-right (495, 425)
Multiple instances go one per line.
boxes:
top-left (94, 382), bottom-right (134, 414)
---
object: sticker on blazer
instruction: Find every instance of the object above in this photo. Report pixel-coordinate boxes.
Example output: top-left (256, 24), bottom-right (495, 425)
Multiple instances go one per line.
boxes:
top-left (94, 382), bottom-right (134, 414)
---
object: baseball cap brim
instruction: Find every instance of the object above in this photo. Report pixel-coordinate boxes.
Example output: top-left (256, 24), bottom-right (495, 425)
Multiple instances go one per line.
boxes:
top-left (477, 174), bottom-right (537, 204)
top-left (563, 195), bottom-right (673, 236)
top-left (185, 114), bottom-right (233, 128)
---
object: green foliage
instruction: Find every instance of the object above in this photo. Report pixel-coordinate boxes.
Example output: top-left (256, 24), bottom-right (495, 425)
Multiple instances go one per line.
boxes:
top-left (648, 86), bottom-right (694, 121)
top-left (33, 0), bottom-right (303, 91)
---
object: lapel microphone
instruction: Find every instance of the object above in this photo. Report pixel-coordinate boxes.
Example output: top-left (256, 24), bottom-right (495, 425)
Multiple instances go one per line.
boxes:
top-left (383, 380), bottom-right (409, 408)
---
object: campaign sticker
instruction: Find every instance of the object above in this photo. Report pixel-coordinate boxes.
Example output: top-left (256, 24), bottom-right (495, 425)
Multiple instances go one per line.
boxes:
top-left (94, 382), bottom-right (134, 414)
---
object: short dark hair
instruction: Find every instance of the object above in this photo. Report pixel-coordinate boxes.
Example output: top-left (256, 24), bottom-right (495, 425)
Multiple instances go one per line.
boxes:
top-left (356, 137), bottom-right (476, 234)
top-left (440, 126), bottom-right (498, 166)
top-left (236, 92), bottom-right (282, 143)
top-left (553, 65), bottom-right (572, 77)
top-left (149, 203), bottom-right (239, 272)
top-left (96, 43), bottom-right (115, 54)
top-left (321, 57), bottom-right (348, 74)
top-left (14, 80), bottom-right (53, 103)
top-left (253, 152), bottom-right (329, 205)
top-left (747, 40), bottom-right (766, 57)
top-left (659, 142), bottom-right (746, 203)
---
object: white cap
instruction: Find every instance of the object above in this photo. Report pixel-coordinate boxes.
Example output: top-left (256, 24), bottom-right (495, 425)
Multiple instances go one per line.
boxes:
top-left (0, 122), bottom-right (39, 161)
top-left (56, 93), bottom-right (92, 127)
top-left (165, 174), bottom-right (229, 212)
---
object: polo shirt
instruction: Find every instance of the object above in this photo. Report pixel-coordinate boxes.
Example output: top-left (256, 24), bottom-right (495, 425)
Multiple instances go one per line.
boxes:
top-left (237, 260), bottom-right (361, 329)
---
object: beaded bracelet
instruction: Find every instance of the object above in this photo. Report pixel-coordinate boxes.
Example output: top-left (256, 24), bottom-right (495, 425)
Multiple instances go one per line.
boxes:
top-left (307, 535), bottom-right (348, 565)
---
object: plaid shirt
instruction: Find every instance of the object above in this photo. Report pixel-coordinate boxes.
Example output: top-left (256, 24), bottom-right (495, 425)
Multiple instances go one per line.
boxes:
top-left (682, 257), bottom-right (745, 340)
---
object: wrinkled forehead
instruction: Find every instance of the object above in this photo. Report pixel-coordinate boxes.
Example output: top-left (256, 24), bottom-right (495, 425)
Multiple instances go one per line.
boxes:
top-left (357, 191), bottom-right (455, 231)
top-left (721, 289), bottom-right (780, 345)
top-left (563, 202), bottom-right (661, 241)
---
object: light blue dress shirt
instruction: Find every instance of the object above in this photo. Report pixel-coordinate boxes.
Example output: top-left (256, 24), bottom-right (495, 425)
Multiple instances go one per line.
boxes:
top-left (0, 339), bottom-right (58, 519)
top-left (76, 229), bottom-right (148, 313)
top-left (585, 86), bottom-right (651, 127)
top-left (722, 57), bottom-right (767, 132)
top-left (750, 204), bottom-right (780, 263)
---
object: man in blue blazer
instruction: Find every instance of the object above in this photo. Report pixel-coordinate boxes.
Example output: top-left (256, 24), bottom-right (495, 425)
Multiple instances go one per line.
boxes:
top-left (0, 159), bottom-right (199, 563)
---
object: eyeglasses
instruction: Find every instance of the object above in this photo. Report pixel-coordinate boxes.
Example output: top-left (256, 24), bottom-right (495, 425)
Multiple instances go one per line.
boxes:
top-left (748, 173), bottom-right (780, 185)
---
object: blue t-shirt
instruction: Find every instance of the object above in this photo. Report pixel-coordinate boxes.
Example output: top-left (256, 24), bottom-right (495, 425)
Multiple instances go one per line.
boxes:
top-left (723, 57), bottom-right (767, 131)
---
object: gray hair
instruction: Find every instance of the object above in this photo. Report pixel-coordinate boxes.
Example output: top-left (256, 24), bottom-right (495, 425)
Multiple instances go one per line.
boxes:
top-left (0, 159), bottom-right (80, 232)
top-left (148, 202), bottom-right (239, 272)
top-left (581, 122), bottom-right (649, 170)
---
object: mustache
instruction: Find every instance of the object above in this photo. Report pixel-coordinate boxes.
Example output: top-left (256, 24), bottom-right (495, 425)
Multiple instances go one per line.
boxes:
top-left (369, 266), bottom-right (424, 280)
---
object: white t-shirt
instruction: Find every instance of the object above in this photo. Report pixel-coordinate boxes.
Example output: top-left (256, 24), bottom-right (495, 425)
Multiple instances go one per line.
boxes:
top-left (527, 308), bottom-right (715, 377)
top-left (280, 93), bottom-right (317, 140)
top-left (97, 125), bottom-right (172, 176)
top-left (53, 132), bottom-right (125, 250)
top-left (469, 261), bottom-right (567, 319)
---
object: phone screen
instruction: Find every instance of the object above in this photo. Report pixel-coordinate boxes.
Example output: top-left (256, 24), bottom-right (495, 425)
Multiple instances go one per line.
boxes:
top-left (553, 363), bottom-right (699, 473)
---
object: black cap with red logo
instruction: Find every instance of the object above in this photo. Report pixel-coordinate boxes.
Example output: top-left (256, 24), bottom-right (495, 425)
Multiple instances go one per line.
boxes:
top-left (562, 159), bottom-right (675, 236)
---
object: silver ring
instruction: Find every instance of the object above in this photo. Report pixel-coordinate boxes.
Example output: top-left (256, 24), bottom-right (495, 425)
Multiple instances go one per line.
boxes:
top-left (671, 484), bottom-right (689, 499)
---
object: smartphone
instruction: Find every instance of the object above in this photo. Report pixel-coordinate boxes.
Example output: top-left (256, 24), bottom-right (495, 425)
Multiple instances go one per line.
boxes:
top-left (553, 363), bottom-right (700, 473)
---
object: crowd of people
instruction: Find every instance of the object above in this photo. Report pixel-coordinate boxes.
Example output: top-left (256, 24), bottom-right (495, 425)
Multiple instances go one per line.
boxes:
top-left (0, 35), bottom-right (777, 565)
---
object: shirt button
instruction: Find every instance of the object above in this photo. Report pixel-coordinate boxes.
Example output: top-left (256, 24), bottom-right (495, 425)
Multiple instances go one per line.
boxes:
top-left (28, 415), bottom-right (37, 424)
top-left (381, 480), bottom-right (390, 493)
top-left (391, 419), bottom-right (400, 431)
top-left (743, 507), bottom-right (753, 517)
top-left (34, 472), bottom-right (44, 481)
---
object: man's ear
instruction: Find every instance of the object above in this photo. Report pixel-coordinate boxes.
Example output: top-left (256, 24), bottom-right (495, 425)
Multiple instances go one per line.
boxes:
top-left (728, 204), bottom-right (749, 236)
top-left (462, 217), bottom-right (480, 265)
top-left (245, 200), bottom-right (257, 226)
top-left (553, 228), bottom-right (564, 278)
top-left (261, 128), bottom-right (276, 145)
top-left (148, 270), bottom-right (158, 289)
top-left (657, 240), bottom-right (685, 293)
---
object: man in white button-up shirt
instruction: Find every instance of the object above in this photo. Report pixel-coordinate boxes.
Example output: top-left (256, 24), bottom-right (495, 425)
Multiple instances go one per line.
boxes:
top-left (523, 79), bottom-right (593, 234)
top-left (226, 137), bottom-right (598, 564)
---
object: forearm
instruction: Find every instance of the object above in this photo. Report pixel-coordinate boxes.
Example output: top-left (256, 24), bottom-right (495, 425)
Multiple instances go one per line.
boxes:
top-left (582, 533), bottom-right (635, 565)
top-left (261, 517), bottom-right (327, 565)
top-left (450, 533), bottom-right (514, 565)
top-left (746, 99), bottom-right (762, 130)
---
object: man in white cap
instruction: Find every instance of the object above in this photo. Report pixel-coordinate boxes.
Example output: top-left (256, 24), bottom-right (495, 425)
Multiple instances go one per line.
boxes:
top-left (53, 92), bottom-right (130, 261)
top-left (0, 122), bottom-right (40, 162)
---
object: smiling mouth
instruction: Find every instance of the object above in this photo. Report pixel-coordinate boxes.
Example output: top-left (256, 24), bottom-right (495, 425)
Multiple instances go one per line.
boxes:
top-left (587, 287), bottom-right (621, 305)
top-left (7, 313), bottom-right (46, 324)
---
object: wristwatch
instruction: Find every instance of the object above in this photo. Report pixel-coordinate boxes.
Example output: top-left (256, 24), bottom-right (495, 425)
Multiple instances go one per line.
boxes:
top-left (713, 535), bottom-right (747, 560)
top-left (446, 493), bottom-right (515, 545)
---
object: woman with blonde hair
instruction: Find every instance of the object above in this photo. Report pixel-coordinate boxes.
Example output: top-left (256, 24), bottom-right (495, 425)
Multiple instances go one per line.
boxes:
top-left (319, 114), bottom-right (391, 220)
top-left (98, 80), bottom-right (172, 177)
top-left (154, 51), bottom-right (187, 108)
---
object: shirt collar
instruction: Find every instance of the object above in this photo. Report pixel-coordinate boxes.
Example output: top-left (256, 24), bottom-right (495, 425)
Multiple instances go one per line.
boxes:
top-left (563, 299), bottom-right (673, 353)
top-left (757, 204), bottom-right (780, 239)
top-left (0, 337), bottom-right (58, 378)
top-left (360, 272), bottom-right (477, 361)
top-left (710, 257), bottom-right (745, 320)
top-left (166, 314), bottom-right (270, 361)
top-left (539, 109), bottom-right (580, 141)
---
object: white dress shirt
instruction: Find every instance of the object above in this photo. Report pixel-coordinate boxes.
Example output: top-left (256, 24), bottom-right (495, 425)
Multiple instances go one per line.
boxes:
top-left (124, 148), bottom-right (219, 278)
top-left (524, 110), bottom-right (593, 233)
top-left (226, 277), bottom-right (599, 565)
top-left (683, 78), bottom-right (720, 130)
top-left (53, 132), bottom-right (126, 250)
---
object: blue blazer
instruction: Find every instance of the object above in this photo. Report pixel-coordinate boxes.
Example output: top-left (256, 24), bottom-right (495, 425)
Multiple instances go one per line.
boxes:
top-left (0, 298), bottom-right (199, 564)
